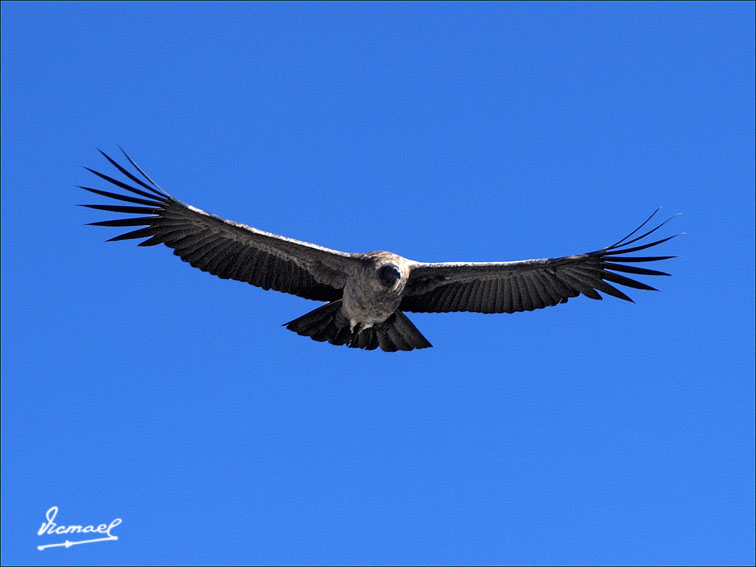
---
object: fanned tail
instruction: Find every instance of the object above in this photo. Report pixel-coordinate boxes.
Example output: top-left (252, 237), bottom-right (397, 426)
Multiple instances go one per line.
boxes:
top-left (284, 301), bottom-right (432, 352)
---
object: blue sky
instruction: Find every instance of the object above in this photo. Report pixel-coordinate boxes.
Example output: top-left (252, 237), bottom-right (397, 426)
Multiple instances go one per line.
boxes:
top-left (1, 2), bottom-right (754, 565)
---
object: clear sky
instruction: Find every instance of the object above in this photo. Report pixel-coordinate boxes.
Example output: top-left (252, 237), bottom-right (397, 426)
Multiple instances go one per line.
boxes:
top-left (2, 2), bottom-right (754, 565)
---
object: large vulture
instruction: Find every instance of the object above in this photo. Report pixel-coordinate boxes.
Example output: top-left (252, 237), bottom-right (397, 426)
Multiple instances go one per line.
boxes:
top-left (81, 148), bottom-right (678, 352)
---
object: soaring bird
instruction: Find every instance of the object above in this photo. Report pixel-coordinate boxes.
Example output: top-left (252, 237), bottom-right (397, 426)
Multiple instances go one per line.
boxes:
top-left (81, 148), bottom-right (678, 352)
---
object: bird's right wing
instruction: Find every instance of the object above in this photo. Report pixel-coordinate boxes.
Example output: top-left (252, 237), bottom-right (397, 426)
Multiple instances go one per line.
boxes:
top-left (401, 211), bottom-right (678, 314)
top-left (81, 149), bottom-right (360, 302)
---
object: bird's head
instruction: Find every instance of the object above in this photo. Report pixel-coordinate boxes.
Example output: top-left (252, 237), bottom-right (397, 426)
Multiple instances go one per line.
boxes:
top-left (377, 264), bottom-right (402, 288)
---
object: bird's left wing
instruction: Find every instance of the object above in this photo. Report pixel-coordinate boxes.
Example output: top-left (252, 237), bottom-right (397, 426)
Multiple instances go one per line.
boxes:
top-left (401, 211), bottom-right (678, 314)
top-left (81, 149), bottom-right (359, 301)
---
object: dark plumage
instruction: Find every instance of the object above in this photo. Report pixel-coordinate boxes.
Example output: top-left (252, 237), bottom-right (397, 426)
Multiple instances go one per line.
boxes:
top-left (81, 148), bottom-right (679, 352)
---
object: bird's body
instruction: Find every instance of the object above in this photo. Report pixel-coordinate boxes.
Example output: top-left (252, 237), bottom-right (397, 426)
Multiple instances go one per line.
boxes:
top-left (81, 148), bottom-right (678, 352)
top-left (342, 251), bottom-right (408, 329)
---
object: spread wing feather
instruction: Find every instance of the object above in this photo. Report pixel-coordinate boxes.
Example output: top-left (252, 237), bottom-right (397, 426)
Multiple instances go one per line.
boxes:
top-left (81, 148), bottom-right (357, 301)
top-left (401, 210), bottom-right (678, 314)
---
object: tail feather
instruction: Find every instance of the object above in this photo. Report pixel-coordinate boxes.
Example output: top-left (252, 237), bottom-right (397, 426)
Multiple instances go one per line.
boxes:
top-left (284, 301), bottom-right (432, 352)
top-left (285, 300), bottom-right (350, 345)
top-left (376, 311), bottom-right (432, 352)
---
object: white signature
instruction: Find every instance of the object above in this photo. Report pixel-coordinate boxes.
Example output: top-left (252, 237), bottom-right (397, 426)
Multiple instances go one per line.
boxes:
top-left (37, 506), bottom-right (122, 550)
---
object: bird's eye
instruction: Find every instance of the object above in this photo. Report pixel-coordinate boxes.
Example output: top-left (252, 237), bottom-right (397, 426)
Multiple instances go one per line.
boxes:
top-left (378, 264), bottom-right (401, 287)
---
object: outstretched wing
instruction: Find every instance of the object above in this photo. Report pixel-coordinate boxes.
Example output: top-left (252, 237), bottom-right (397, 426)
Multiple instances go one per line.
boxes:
top-left (401, 211), bottom-right (678, 314)
top-left (81, 148), bottom-right (359, 301)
